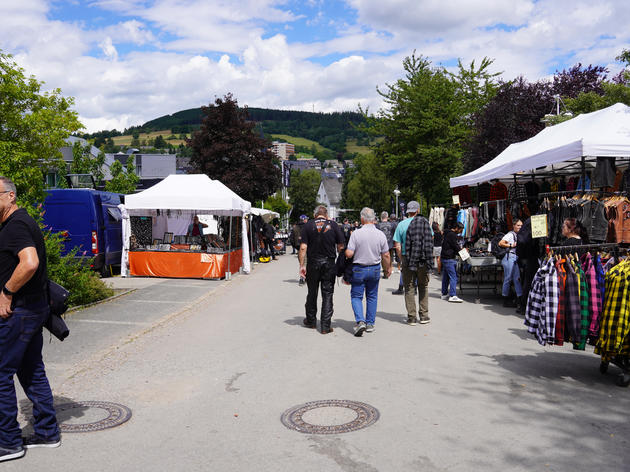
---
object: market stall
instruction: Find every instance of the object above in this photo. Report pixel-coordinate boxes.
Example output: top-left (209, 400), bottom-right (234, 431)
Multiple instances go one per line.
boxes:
top-left (119, 174), bottom-right (251, 279)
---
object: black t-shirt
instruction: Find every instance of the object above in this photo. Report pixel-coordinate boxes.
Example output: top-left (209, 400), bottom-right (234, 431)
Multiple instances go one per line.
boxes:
top-left (0, 208), bottom-right (48, 298)
top-left (440, 230), bottom-right (460, 260)
top-left (301, 217), bottom-right (344, 259)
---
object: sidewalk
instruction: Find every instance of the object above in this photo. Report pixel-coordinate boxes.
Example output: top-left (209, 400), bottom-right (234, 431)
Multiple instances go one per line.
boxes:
top-left (10, 254), bottom-right (630, 471)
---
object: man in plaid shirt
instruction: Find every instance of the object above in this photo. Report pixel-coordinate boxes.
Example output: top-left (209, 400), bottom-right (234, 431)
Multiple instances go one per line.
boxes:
top-left (404, 204), bottom-right (434, 324)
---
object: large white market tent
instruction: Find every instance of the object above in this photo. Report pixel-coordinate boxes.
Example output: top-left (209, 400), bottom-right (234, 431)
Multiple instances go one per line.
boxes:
top-left (249, 207), bottom-right (280, 222)
top-left (119, 174), bottom-right (251, 276)
top-left (450, 103), bottom-right (630, 188)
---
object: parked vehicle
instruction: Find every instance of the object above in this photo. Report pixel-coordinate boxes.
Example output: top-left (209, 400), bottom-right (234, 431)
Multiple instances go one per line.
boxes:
top-left (42, 189), bottom-right (124, 277)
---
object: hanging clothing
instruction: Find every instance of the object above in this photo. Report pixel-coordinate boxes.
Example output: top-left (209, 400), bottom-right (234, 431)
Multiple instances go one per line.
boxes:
top-left (525, 258), bottom-right (559, 346)
top-left (595, 259), bottom-right (630, 362)
top-left (592, 157), bottom-right (616, 188)
top-left (489, 181), bottom-right (508, 201)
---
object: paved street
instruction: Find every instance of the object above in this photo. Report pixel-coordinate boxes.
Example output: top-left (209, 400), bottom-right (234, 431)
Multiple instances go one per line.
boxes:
top-left (10, 254), bottom-right (630, 471)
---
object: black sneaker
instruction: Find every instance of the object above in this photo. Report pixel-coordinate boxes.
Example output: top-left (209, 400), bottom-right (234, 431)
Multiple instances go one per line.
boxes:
top-left (0, 446), bottom-right (24, 462)
top-left (392, 287), bottom-right (404, 295)
top-left (298, 277), bottom-right (305, 286)
top-left (22, 434), bottom-right (61, 449)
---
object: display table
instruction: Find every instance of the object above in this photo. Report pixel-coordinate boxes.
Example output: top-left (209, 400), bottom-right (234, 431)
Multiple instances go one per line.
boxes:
top-left (458, 255), bottom-right (502, 303)
top-left (129, 249), bottom-right (243, 279)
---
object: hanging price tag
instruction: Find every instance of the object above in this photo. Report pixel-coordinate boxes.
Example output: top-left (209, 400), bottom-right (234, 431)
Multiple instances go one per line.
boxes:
top-left (452, 194), bottom-right (460, 205)
top-left (531, 214), bottom-right (548, 239)
top-left (458, 248), bottom-right (470, 261)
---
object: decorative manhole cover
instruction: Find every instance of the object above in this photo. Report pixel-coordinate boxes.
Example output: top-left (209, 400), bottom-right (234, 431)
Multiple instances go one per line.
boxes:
top-left (281, 400), bottom-right (379, 434)
top-left (57, 401), bottom-right (132, 433)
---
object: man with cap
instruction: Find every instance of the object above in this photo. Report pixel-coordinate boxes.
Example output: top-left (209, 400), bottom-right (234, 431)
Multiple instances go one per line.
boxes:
top-left (392, 202), bottom-right (418, 295)
top-left (402, 201), bottom-right (434, 325)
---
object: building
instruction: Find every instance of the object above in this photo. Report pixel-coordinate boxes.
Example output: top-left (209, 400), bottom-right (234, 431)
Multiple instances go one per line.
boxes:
top-left (317, 175), bottom-right (343, 220)
top-left (105, 152), bottom-right (177, 190)
top-left (271, 141), bottom-right (295, 160)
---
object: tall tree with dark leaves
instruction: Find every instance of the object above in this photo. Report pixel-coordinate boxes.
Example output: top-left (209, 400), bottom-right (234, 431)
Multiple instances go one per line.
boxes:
top-left (188, 94), bottom-right (281, 203)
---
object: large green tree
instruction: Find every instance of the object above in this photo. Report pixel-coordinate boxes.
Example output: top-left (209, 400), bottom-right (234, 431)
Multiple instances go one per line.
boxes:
top-left (342, 153), bottom-right (392, 215)
top-left (105, 157), bottom-right (139, 194)
top-left (188, 93), bottom-right (281, 203)
top-left (287, 169), bottom-right (320, 221)
top-left (70, 141), bottom-right (106, 184)
top-left (362, 53), bottom-right (498, 204)
top-left (0, 51), bottom-right (82, 206)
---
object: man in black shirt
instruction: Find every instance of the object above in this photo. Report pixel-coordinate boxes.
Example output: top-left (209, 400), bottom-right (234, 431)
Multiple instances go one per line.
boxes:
top-left (299, 205), bottom-right (345, 334)
top-left (0, 176), bottom-right (61, 462)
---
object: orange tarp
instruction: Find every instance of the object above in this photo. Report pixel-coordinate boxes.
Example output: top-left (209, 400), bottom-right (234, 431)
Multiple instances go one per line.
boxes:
top-left (129, 250), bottom-right (242, 279)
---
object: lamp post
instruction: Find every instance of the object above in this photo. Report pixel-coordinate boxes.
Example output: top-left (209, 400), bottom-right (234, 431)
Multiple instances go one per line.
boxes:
top-left (393, 187), bottom-right (401, 219)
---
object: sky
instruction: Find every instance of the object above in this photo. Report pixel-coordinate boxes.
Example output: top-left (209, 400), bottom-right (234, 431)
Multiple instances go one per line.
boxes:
top-left (1, 0), bottom-right (629, 133)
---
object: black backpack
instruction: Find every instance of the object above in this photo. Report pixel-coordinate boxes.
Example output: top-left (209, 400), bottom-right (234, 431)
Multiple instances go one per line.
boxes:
top-left (490, 232), bottom-right (507, 259)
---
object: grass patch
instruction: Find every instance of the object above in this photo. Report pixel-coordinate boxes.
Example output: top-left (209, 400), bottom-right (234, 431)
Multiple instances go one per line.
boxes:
top-left (271, 134), bottom-right (333, 153)
top-left (112, 130), bottom-right (189, 146)
top-left (346, 139), bottom-right (372, 155)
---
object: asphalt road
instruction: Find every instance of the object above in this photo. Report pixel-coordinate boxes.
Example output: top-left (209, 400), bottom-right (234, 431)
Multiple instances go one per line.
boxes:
top-left (10, 254), bottom-right (630, 471)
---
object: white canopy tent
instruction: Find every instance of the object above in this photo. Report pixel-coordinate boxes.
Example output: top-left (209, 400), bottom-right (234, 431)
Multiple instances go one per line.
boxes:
top-left (450, 103), bottom-right (630, 188)
top-left (119, 174), bottom-right (252, 276)
top-left (249, 207), bottom-right (280, 222)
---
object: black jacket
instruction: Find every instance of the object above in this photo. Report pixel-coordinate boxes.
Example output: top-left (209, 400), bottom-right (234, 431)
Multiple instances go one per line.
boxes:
top-left (440, 230), bottom-right (460, 260)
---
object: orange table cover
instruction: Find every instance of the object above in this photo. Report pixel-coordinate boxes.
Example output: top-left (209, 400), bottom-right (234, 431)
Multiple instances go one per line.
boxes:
top-left (129, 250), bottom-right (242, 279)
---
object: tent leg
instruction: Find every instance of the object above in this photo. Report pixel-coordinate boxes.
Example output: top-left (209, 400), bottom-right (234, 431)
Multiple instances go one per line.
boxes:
top-left (226, 216), bottom-right (233, 280)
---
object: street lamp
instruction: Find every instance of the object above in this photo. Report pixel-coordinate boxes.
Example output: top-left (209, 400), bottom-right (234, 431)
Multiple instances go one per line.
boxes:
top-left (393, 187), bottom-right (401, 219)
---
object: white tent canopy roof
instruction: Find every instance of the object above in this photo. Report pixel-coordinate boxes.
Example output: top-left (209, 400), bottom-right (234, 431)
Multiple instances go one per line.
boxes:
top-left (450, 103), bottom-right (630, 188)
top-left (123, 174), bottom-right (251, 216)
top-left (249, 207), bottom-right (280, 222)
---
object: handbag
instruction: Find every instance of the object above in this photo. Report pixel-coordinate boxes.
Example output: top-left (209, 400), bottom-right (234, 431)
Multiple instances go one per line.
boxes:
top-left (45, 280), bottom-right (70, 341)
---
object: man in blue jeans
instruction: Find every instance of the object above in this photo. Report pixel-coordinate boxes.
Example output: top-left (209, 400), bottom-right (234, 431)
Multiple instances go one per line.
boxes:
top-left (345, 207), bottom-right (391, 336)
top-left (0, 176), bottom-right (61, 462)
top-left (440, 222), bottom-right (464, 303)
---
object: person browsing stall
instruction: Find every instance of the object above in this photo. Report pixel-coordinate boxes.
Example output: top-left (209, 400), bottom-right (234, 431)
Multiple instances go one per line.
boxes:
top-left (440, 222), bottom-right (464, 303)
top-left (345, 207), bottom-right (391, 336)
top-left (499, 219), bottom-right (523, 308)
top-left (0, 176), bottom-right (61, 462)
top-left (561, 218), bottom-right (589, 246)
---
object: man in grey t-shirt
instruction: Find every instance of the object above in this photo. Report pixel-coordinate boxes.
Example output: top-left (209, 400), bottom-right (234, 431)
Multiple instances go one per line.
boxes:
top-left (345, 207), bottom-right (391, 336)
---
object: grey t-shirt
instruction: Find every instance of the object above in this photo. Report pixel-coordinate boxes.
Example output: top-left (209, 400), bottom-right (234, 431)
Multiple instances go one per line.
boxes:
top-left (347, 224), bottom-right (389, 265)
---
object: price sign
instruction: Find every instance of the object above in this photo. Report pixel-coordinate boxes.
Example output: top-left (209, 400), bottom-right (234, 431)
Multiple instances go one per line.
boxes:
top-left (458, 248), bottom-right (470, 261)
top-left (452, 194), bottom-right (460, 205)
top-left (530, 214), bottom-right (548, 239)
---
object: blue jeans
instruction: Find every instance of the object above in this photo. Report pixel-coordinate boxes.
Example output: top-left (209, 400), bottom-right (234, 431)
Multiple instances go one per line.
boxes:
top-left (0, 300), bottom-right (59, 448)
top-left (350, 264), bottom-right (381, 324)
top-left (501, 252), bottom-right (523, 297)
top-left (441, 259), bottom-right (458, 297)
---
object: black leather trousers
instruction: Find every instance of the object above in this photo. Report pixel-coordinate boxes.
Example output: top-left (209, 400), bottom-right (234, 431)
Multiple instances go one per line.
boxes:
top-left (305, 257), bottom-right (336, 330)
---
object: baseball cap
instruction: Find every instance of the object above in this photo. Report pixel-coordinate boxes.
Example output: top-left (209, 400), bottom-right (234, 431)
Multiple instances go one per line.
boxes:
top-left (406, 201), bottom-right (420, 213)
top-left (299, 214), bottom-right (307, 220)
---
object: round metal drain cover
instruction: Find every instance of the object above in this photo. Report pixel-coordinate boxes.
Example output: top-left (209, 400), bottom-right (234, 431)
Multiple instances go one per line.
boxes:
top-left (57, 401), bottom-right (132, 433)
top-left (281, 400), bottom-right (379, 434)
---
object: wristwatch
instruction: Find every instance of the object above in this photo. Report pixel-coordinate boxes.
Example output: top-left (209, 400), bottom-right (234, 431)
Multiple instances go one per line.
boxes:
top-left (2, 286), bottom-right (15, 296)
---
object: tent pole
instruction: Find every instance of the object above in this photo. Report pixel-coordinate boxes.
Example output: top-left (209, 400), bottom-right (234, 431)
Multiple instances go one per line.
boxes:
top-left (581, 155), bottom-right (586, 190)
top-left (226, 215), bottom-right (233, 280)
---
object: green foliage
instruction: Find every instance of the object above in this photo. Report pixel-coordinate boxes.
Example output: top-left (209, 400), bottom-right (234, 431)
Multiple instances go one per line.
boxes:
top-left (0, 50), bottom-right (82, 208)
top-left (362, 53), bottom-right (498, 204)
top-left (105, 157), bottom-right (138, 194)
top-left (70, 141), bottom-right (105, 183)
top-left (43, 222), bottom-right (113, 307)
top-left (264, 193), bottom-right (291, 219)
top-left (565, 82), bottom-right (630, 115)
top-left (287, 169), bottom-right (321, 221)
top-left (154, 134), bottom-right (167, 148)
top-left (342, 153), bottom-right (392, 213)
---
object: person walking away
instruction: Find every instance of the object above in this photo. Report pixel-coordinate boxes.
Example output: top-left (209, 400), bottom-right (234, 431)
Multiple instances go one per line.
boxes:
top-left (392, 202), bottom-right (420, 296)
top-left (499, 219), bottom-right (523, 308)
top-left (0, 176), bottom-right (61, 462)
top-left (404, 203), bottom-right (434, 325)
top-left (432, 221), bottom-right (443, 275)
top-left (346, 208), bottom-right (391, 336)
top-left (341, 218), bottom-right (352, 248)
top-left (299, 205), bottom-right (345, 334)
top-left (289, 223), bottom-right (300, 254)
top-left (440, 222), bottom-right (464, 303)
top-left (376, 211), bottom-right (396, 279)
top-left (262, 221), bottom-right (277, 260)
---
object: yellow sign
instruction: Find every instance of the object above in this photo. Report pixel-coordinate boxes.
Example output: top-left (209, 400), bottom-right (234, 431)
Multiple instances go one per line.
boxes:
top-left (452, 194), bottom-right (460, 205)
top-left (531, 214), bottom-right (548, 239)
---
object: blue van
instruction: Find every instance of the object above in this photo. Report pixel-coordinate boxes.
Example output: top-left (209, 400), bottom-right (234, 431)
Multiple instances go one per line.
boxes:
top-left (42, 189), bottom-right (124, 277)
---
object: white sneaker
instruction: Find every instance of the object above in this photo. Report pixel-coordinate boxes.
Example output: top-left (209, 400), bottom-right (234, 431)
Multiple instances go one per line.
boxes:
top-left (448, 296), bottom-right (464, 303)
top-left (440, 294), bottom-right (449, 300)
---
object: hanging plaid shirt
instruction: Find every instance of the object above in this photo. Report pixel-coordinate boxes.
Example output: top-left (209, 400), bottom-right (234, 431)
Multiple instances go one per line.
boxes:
top-left (581, 253), bottom-right (602, 342)
top-left (489, 181), bottom-right (508, 201)
top-left (508, 183), bottom-right (528, 203)
top-left (595, 260), bottom-right (630, 362)
top-left (404, 215), bottom-right (434, 271)
top-left (564, 260), bottom-right (582, 347)
top-left (576, 265), bottom-right (590, 351)
top-left (555, 258), bottom-right (567, 346)
top-left (525, 258), bottom-right (559, 346)
top-left (595, 254), bottom-right (606, 305)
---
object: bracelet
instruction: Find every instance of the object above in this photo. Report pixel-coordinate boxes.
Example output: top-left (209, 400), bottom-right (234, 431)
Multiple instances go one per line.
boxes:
top-left (2, 285), bottom-right (15, 296)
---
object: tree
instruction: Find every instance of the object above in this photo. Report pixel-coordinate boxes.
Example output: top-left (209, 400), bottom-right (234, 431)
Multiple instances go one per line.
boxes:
top-left (105, 157), bottom-right (139, 194)
top-left (553, 63), bottom-right (608, 98)
top-left (263, 193), bottom-right (291, 220)
top-left (0, 50), bottom-right (82, 207)
top-left (70, 141), bottom-right (105, 183)
top-left (287, 169), bottom-right (321, 221)
top-left (342, 153), bottom-right (392, 214)
top-left (362, 53), bottom-right (498, 204)
top-left (188, 93), bottom-right (281, 202)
